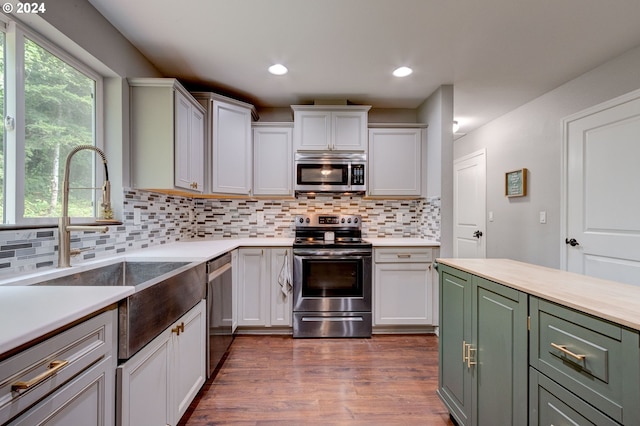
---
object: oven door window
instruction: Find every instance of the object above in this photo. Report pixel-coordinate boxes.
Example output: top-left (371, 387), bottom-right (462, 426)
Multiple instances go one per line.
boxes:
top-left (302, 258), bottom-right (363, 297)
top-left (297, 164), bottom-right (348, 185)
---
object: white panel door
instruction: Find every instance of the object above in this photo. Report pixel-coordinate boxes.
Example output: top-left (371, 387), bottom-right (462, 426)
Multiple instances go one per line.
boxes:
top-left (453, 150), bottom-right (486, 258)
top-left (564, 89), bottom-right (640, 285)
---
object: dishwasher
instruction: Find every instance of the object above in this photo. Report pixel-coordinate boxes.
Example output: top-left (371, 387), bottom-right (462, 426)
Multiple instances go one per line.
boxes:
top-left (206, 252), bottom-right (234, 378)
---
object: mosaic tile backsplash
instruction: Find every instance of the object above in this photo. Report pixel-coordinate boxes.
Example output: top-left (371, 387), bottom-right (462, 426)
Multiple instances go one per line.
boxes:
top-left (0, 189), bottom-right (440, 278)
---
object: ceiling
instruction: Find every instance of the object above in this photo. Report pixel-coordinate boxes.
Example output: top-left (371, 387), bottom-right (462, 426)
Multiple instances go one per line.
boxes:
top-left (88, 0), bottom-right (640, 133)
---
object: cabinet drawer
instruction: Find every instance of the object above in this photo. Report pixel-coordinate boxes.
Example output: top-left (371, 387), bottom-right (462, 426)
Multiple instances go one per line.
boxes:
top-left (0, 309), bottom-right (116, 425)
top-left (530, 297), bottom-right (640, 424)
top-left (529, 368), bottom-right (619, 426)
top-left (374, 247), bottom-right (433, 263)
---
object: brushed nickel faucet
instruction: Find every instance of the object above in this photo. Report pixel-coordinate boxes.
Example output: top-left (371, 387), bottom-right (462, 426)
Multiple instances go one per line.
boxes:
top-left (58, 145), bottom-right (113, 268)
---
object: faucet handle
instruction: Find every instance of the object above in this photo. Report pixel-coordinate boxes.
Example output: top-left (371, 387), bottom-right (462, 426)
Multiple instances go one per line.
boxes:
top-left (70, 247), bottom-right (92, 257)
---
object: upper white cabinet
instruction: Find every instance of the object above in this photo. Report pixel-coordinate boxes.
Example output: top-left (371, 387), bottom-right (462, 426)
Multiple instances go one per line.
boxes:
top-left (193, 92), bottom-right (258, 195)
top-left (368, 125), bottom-right (426, 196)
top-left (129, 78), bottom-right (206, 192)
top-left (292, 105), bottom-right (371, 152)
top-left (252, 123), bottom-right (293, 196)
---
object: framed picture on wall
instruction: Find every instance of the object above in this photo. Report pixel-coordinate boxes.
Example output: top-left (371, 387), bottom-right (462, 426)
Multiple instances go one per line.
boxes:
top-left (505, 168), bottom-right (527, 197)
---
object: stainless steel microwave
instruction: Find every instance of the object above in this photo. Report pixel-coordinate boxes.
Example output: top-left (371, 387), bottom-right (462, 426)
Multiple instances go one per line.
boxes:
top-left (294, 152), bottom-right (366, 194)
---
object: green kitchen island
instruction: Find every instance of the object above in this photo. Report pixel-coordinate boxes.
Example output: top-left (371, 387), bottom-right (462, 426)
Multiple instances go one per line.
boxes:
top-left (436, 258), bottom-right (640, 426)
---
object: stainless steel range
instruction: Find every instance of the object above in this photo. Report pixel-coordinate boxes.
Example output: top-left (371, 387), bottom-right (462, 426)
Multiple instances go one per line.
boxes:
top-left (292, 213), bottom-right (372, 338)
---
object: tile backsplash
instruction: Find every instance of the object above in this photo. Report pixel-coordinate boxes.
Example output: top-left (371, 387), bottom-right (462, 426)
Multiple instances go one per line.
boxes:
top-left (0, 189), bottom-right (440, 278)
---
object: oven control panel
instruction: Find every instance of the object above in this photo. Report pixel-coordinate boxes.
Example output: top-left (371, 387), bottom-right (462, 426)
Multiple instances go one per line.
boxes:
top-left (295, 214), bottom-right (361, 228)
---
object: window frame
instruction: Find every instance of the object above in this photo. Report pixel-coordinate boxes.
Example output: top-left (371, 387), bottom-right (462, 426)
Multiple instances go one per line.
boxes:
top-left (1, 16), bottom-right (104, 226)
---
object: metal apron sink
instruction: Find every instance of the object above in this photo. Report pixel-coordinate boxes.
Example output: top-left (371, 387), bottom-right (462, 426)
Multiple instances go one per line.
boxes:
top-left (35, 260), bottom-right (206, 360)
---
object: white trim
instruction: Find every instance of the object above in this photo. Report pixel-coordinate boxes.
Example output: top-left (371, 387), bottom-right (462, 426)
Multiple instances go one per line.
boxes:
top-left (560, 87), bottom-right (640, 270)
top-left (1, 17), bottom-right (104, 225)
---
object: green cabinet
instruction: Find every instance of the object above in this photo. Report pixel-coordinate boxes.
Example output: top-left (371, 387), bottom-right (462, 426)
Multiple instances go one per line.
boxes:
top-left (438, 264), bottom-right (528, 426)
top-left (530, 297), bottom-right (640, 425)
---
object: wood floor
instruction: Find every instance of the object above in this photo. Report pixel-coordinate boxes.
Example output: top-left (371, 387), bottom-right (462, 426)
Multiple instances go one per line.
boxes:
top-left (179, 334), bottom-right (455, 425)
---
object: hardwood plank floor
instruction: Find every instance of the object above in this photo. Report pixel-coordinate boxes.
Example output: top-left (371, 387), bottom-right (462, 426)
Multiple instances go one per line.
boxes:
top-left (179, 334), bottom-right (455, 425)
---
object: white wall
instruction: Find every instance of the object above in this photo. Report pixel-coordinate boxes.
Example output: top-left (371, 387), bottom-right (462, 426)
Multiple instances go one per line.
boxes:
top-left (455, 45), bottom-right (640, 268)
top-left (418, 85), bottom-right (454, 257)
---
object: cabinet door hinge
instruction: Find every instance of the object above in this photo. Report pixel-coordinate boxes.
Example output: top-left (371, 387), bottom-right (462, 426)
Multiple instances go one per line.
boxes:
top-left (527, 316), bottom-right (531, 331)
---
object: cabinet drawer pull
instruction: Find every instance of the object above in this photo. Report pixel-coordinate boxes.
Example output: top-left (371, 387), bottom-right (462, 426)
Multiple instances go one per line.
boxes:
top-left (397, 254), bottom-right (411, 258)
top-left (550, 343), bottom-right (586, 361)
top-left (172, 322), bottom-right (185, 336)
top-left (12, 360), bottom-right (69, 391)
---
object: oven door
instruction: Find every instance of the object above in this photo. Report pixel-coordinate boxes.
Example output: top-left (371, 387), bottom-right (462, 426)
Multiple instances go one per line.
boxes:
top-left (292, 249), bottom-right (372, 313)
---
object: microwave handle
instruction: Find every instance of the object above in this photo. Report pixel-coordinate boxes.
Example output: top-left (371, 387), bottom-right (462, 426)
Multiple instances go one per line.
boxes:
top-left (347, 163), bottom-right (352, 187)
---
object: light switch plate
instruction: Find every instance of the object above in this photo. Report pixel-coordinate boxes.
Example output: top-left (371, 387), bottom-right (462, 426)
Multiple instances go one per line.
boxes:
top-left (539, 211), bottom-right (547, 224)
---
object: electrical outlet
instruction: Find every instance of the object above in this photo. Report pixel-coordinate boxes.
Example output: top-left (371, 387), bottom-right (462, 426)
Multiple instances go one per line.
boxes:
top-left (134, 208), bottom-right (142, 225)
top-left (489, 211), bottom-right (494, 222)
top-left (396, 212), bottom-right (403, 223)
top-left (539, 211), bottom-right (547, 224)
top-left (257, 211), bottom-right (264, 224)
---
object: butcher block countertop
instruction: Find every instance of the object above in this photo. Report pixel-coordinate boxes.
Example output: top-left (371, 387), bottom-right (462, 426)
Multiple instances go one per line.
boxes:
top-left (437, 258), bottom-right (640, 332)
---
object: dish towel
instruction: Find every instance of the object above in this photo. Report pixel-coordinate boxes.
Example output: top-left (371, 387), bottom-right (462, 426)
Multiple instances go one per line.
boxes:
top-left (278, 250), bottom-right (292, 296)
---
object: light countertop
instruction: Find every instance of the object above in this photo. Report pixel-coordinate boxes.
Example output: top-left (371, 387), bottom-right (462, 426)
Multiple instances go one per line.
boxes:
top-left (0, 236), bottom-right (436, 358)
top-left (366, 238), bottom-right (440, 247)
top-left (437, 258), bottom-right (640, 331)
top-left (0, 285), bottom-right (133, 356)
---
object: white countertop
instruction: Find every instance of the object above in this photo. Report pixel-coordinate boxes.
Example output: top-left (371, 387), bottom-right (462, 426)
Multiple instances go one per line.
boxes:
top-left (366, 238), bottom-right (440, 247)
top-left (0, 285), bottom-right (134, 356)
top-left (0, 236), bottom-right (436, 358)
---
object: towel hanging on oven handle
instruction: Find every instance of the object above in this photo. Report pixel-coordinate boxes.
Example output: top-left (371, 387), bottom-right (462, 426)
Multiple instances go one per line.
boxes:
top-left (278, 250), bottom-right (292, 296)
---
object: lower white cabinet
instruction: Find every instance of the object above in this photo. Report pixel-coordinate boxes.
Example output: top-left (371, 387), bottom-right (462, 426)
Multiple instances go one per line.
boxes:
top-left (117, 300), bottom-right (206, 426)
top-left (237, 247), bottom-right (292, 328)
top-left (1, 309), bottom-right (117, 426)
top-left (373, 247), bottom-right (437, 326)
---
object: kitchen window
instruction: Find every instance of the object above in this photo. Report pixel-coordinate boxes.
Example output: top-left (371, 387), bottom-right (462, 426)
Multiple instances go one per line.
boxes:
top-left (0, 18), bottom-right (103, 226)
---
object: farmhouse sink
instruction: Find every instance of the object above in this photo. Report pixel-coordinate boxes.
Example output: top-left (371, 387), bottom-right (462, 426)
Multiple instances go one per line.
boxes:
top-left (35, 261), bottom-right (191, 288)
top-left (35, 259), bottom-right (206, 360)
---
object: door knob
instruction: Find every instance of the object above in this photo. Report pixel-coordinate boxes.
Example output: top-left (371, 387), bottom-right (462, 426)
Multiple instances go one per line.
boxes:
top-left (473, 230), bottom-right (483, 239)
top-left (565, 238), bottom-right (580, 247)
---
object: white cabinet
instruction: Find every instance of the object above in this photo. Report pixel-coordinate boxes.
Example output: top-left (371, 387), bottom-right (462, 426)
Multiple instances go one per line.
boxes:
top-left (373, 247), bottom-right (437, 327)
top-left (292, 105), bottom-right (370, 152)
top-left (175, 91), bottom-right (205, 191)
top-left (252, 123), bottom-right (293, 196)
top-left (0, 309), bottom-right (117, 426)
top-left (129, 78), bottom-right (206, 192)
top-left (237, 247), bottom-right (292, 329)
top-left (117, 300), bottom-right (206, 426)
top-left (368, 126), bottom-right (425, 196)
top-left (193, 92), bottom-right (258, 195)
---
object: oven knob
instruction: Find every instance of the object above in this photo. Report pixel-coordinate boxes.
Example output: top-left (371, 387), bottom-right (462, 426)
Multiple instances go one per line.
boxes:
top-left (341, 218), bottom-right (345, 223)
top-left (354, 217), bottom-right (359, 224)
top-left (347, 218), bottom-right (352, 223)
top-left (305, 217), bottom-right (310, 224)
top-left (298, 217), bottom-right (304, 224)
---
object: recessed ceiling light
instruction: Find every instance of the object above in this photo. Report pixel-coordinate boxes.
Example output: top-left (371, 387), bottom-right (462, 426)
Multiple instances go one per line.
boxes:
top-left (268, 63), bottom-right (288, 75)
top-left (392, 66), bottom-right (413, 77)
